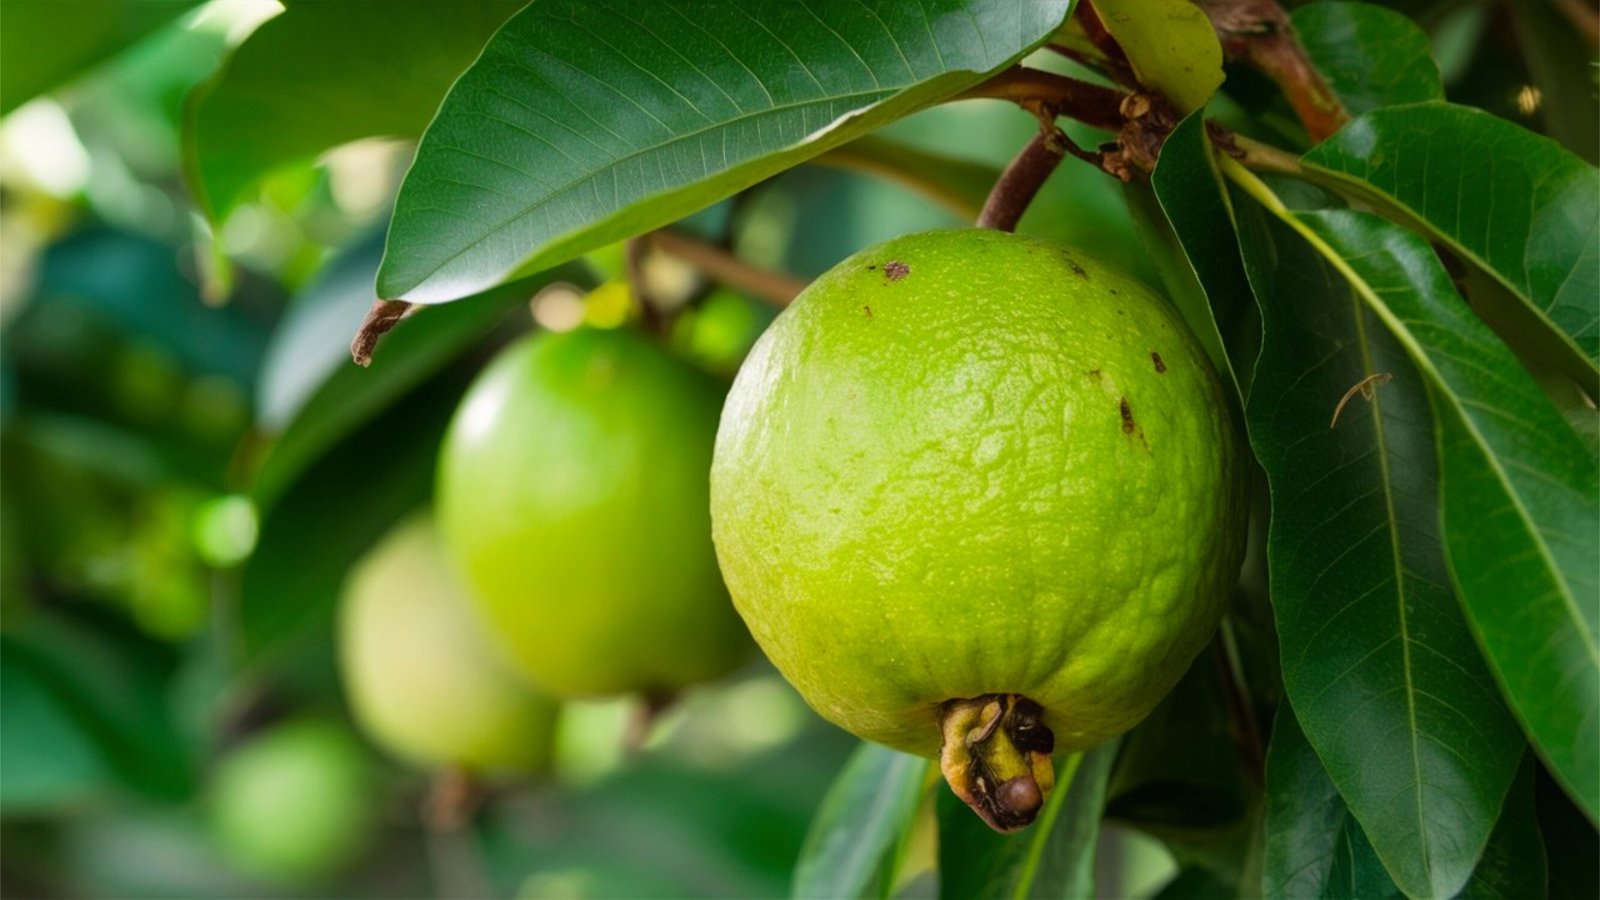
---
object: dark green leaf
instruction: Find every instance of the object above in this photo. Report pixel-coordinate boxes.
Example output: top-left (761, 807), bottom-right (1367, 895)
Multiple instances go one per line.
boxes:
top-left (1507, 0), bottom-right (1599, 164)
top-left (186, 0), bottom-right (524, 218)
top-left (1091, 0), bottom-right (1223, 112)
top-left (1302, 103), bottom-right (1600, 378)
top-left (1287, 205), bottom-right (1600, 824)
top-left (1142, 111), bottom-right (1260, 393)
top-left (1264, 706), bottom-right (1402, 899)
top-left (0, 0), bottom-right (195, 113)
top-left (1459, 757), bottom-right (1547, 900)
top-left (376, 0), bottom-right (1073, 303)
top-left (938, 742), bottom-right (1118, 900)
top-left (1293, 2), bottom-right (1443, 116)
top-left (1152, 867), bottom-right (1234, 900)
top-left (1228, 181), bottom-right (1525, 898)
top-left (792, 741), bottom-right (930, 900)
top-left (0, 640), bottom-right (114, 812)
top-left (1538, 766), bottom-right (1600, 900)
top-left (251, 234), bottom-right (588, 509)
top-left (239, 369), bottom-right (473, 667)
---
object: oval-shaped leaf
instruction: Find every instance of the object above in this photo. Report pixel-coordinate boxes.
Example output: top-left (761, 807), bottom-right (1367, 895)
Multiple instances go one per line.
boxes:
top-left (1227, 179), bottom-right (1525, 899)
top-left (792, 742), bottom-right (930, 900)
top-left (1302, 103), bottom-right (1600, 378)
top-left (186, 0), bottom-right (523, 218)
top-left (1292, 2), bottom-right (1443, 116)
top-left (1092, 0), bottom-right (1223, 113)
top-left (376, 0), bottom-right (1073, 304)
top-left (937, 743), bottom-right (1117, 900)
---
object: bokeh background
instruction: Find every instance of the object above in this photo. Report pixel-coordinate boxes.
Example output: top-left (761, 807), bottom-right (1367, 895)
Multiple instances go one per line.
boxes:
top-left (0, 1), bottom-right (1581, 896)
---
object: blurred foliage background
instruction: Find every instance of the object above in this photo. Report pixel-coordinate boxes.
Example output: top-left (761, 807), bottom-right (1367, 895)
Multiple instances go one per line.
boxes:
top-left (0, 1), bottom-right (1587, 897)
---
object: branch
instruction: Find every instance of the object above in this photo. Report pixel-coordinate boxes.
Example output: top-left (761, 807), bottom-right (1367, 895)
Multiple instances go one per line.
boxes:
top-left (645, 230), bottom-right (806, 307)
top-left (956, 66), bottom-right (1128, 131)
top-left (1197, 0), bottom-right (1349, 142)
top-left (350, 299), bottom-right (416, 367)
top-left (1068, 1), bottom-right (1137, 88)
top-left (977, 129), bottom-right (1074, 232)
top-left (624, 236), bottom-right (667, 333)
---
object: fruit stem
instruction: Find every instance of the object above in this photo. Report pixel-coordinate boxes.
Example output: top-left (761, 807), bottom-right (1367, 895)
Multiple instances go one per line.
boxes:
top-left (937, 694), bottom-right (1057, 832)
top-left (976, 128), bottom-right (1084, 232)
top-left (644, 230), bottom-right (807, 308)
top-left (1196, 0), bottom-right (1349, 142)
top-left (350, 299), bottom-right (416, 367)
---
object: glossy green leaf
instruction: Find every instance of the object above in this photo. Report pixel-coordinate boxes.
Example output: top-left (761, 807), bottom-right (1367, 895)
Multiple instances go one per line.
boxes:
top-left (1143, 111), bottom-right (1259, 393)
top-left (0, 0), bottom-right (195, 113)
top-left (376, 0), bottom-right (1073, 303)
top-left (1287, 205), bottom-right (1600, 824)
top-left (1302, 103), bottom-right (1600, 377)
top-left (251, 232), bottom-right (590, 510)
top-left (1091, 0), bottom-right (1223, 112)
top-left (186, 0), bottom-right (523, 218)
top-left (1266, 707), bottom-right (1546, 900)
top-left (1264, 707), bottom-right (1401, 900)
top-left (813, 133), bottom-right (1001, 220)
top-left (1293, 2), bottom-right (1443, 116)
top-left (938, 742), bottom-right (1117, 900)
top-left (791, 741), bottom-right (930, 900)
top-left (1228, 181), bottom-right (1525, 898)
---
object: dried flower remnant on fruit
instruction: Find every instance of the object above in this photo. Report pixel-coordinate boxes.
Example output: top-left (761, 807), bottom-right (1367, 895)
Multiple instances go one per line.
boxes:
top-left (884, 260), bottom-right (910, 282)
top-left (939, 694), bottom-right (1056, 832)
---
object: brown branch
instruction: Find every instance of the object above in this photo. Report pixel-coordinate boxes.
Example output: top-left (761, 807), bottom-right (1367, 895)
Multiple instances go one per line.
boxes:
top-left (1071, 1), bottom-right (1137, 88)
top-left (977, 129), bottom-right (1072, 232)
top-left (956, 66), bottom-right (1128, 131)
top-left (645, 230), bottom-right (806, 307)
top-left (1554, 0), bottom-right (1600, 50)
top-left (350, 299), bottom-right (416, 367)
top-left (1197, 0), bottom-right (1349, 142)
top-left (624, 236), bottom-right (667, 333)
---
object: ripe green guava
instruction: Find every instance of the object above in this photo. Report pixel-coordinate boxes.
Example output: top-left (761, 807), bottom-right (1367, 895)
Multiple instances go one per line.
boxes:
top-left (339, 515), bottom-right (560, 774)
top-left (437, 327), bottom-right (748, 698)
top-left (710, 229), bottom-right (1246, 831)
top-left (209, 719), bottom-right (377, 885)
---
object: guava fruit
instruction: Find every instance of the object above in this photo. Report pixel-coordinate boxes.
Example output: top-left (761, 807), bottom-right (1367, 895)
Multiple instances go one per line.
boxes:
top-left (437, 326), bottom-right (748, 698)
top-left (710, 229), bottom-right (1246, 831)
top-left (209, 719), bottom-right (377, 884)
top-left (339, 515), bottom-right (559, 774)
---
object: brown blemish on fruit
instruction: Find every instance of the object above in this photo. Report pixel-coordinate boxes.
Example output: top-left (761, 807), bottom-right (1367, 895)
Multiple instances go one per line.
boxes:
top-left (1087, 369), bottom-right (1102, 382)
top-left (862, 305), bottom-right (873, 318)
top-left (884, 260), bottom-right (910, 282)
top-left (1120, 398), bottom-right (1136, 433)
top-left (1152, 352), bottom-right (1166, 373)
top-left (1068, 261), bottom-right (1087, 278)
top-left (866, 264), bottom-right (877, 270)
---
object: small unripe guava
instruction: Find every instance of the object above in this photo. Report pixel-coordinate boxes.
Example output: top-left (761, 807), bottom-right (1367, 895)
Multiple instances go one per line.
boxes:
top-left (209, 719), bottom-right (377, 885)
top-left (339, 516), bottom-right (559, 774)
top-left (437, 327), bottom-right (748, 698)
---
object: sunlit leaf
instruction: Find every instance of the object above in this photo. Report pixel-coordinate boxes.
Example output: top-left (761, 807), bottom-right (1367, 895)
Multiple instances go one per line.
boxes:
top-left (791, 742), bottom-right (930, 900)
top-left (0, 0), bottom-right (196, 113)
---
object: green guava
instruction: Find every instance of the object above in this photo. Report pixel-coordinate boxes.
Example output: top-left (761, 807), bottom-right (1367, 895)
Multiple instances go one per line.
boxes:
top-left (710, 229), bottom-right (1246, 831)
top-left (339, 515), bottom-right (560, 774)
top-left (209, 719), bottom-right (377, 885)
top-left (437, 326), bottom-right (748, 698)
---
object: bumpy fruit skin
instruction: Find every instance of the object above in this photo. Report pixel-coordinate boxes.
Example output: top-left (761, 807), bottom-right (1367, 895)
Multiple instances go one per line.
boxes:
top-left (711, 229), bottom-right (1246, 757)
top-left (437, 327), bottom-right (748, 697)
top-left (209, 720), bottom-right (376, 885)
top-left (339, 516), bottom-right (559, 774)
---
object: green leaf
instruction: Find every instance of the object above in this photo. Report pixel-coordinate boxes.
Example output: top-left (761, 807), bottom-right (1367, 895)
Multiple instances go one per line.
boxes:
top-left (1141, 111), bottom-right (1260, 393)
top-left (938, 742), bottom-right (1118, 900)
top-left (0, 0), bottom-right (196, 113)
top-left (1266, 706), bottom-right (1547, 900)
top-left (1090, 0), bottom-right (1223, 112)
top-left (0, 640), bottom-right (114, 812)
top-left (186, 0), bottom-right (524, 218)
top-left (251, 232), bottom-right (590, 509)
top-left (1538, 767), bottom-right (1600, 900)
top-left (1227, 179), bottom-right (1525, 898)
top-left (1287, 205), bottom-right (1600, 824)
top-left (1302, 103), bottom-right (1600, 379)
top-left (791, 742), bottom-right (931, 900)
top-left (813, 133), bottom-right (1001, 220)
top-left (239, 370), bottom-right (473, 667)
top-left (376, 0), bottom-right (1073, 303)
top-left (1264, 706), bottom-right (1403, 899)
top-left (1292, 2), bottom-right (1443, 116)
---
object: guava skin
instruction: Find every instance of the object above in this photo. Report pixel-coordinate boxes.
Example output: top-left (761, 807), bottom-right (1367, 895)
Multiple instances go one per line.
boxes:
top-left (339, 516), bottom-right (560, 774)
top-left (437, 327), bottom-right (749, 698)
top-left (710, 229), bottom-right (1246, 760)
top-left (209, 720), bottom-right (376, 885)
